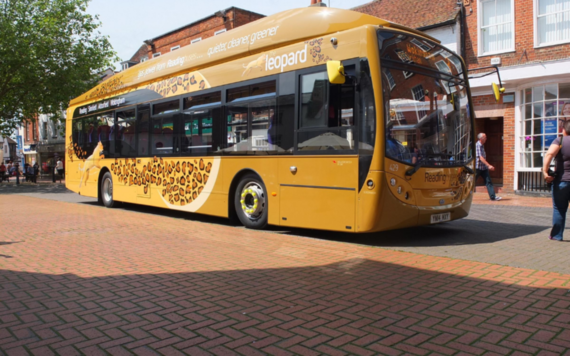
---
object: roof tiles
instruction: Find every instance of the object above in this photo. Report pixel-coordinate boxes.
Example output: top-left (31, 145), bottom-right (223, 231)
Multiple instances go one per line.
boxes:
top-left (352, 0), bottom-right (460, 30)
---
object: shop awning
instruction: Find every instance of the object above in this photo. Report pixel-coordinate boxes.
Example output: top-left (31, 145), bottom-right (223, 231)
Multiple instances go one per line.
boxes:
top-left (24, 151), bottom-right (37, 155)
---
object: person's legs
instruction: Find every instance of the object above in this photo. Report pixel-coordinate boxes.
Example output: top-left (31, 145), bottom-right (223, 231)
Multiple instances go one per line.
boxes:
top-left (550, 181), bottom-right (570, 240)
top-left (479, 169), bottom-right (496, 200)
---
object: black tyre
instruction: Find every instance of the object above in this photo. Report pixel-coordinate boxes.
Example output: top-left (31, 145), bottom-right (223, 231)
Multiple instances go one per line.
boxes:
top-left (234, 174), bottom-right (268, 229)
top-left (100, 172), bottom-right (116, 208)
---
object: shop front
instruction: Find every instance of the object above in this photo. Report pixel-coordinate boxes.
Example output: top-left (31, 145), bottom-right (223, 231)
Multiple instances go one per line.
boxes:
top-left (23, 144), bottom-right (38, 166)
top-left (516, 82), bottom-right (570, 195)
top-left (37, 141), bottom-right (66, 175)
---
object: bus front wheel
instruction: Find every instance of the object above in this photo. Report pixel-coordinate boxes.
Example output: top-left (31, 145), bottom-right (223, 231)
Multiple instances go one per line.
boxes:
top-left (234, 174), bottom-right (268, 229)
top-left (101, 172), bottom-right (116, 208)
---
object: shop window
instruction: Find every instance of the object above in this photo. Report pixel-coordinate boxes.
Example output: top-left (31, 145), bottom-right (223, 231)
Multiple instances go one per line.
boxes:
top-left (519, 83), bottom-right (570, 169)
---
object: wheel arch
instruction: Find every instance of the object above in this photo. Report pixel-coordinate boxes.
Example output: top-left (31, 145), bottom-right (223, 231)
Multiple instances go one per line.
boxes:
top-left (227, 168), bottom-right (265, 223)
top-left (97, 167), bottom-right (111, 204)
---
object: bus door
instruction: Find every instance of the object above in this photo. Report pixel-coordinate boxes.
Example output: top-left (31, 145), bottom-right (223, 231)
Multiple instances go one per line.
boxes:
top-left (279, 68), bottom-right (358, 232)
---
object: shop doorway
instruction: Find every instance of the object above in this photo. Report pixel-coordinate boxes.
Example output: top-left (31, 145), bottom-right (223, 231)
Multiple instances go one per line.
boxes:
top-left (477, 118), bottom-right (503, 185)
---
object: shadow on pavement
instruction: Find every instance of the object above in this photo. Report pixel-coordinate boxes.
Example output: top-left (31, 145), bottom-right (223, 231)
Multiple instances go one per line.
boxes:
top-left (87, 201), bottom-right (550, 248)
top-left (0, 184), bottom-right (553, 248)
top-left (0, 260), bottom-right (569, 355)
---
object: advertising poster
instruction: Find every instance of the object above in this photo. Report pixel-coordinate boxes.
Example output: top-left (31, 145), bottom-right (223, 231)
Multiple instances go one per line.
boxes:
top-left (544, 118), bottom-right (558, 148)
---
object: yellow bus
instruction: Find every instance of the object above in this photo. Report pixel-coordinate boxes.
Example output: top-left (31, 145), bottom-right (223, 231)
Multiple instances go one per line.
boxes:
top-left (65, 6), bottom-right (476, 233)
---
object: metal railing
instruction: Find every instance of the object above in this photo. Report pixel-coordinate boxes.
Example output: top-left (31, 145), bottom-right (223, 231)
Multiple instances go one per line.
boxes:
top-left (518, 171), bottom-right (550, 193)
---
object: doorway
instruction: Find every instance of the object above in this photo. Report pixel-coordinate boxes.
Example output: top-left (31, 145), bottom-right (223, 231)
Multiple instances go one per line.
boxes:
top-left (476, 118), bottom-right (503, 185)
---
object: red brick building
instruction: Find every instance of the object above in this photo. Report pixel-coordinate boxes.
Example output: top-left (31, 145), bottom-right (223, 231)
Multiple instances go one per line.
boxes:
top-left (356, 0), bottom-right (570, 194)
top-left (121, 7), bottom-right (265, 70)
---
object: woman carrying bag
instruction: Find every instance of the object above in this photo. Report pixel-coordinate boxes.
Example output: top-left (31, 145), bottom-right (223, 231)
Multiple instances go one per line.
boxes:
top-left (544, 120), bottom-right (570, 241)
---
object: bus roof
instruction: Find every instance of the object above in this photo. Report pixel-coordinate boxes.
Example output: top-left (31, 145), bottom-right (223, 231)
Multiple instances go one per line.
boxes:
top-left (71, 6), bottom-right (439, 106)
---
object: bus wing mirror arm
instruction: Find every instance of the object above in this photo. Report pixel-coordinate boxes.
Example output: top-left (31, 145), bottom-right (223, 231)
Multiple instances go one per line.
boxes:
top-left (463, 165), bottom-right (474, 175)
top-left (405, 162), bottom-right (423, 177)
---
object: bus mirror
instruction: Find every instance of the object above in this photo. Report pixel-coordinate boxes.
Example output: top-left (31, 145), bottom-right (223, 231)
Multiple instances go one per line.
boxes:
top-left (326, 60), bottom-right (346, 84)
top-left (492, 82), bottom-right (505, 102)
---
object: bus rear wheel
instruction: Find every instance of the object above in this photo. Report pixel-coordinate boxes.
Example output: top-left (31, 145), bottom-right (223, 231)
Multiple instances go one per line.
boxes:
top-left (234, 174), bottom-right (268, 229)
top-left (101, 172), bottom-right (116, 208)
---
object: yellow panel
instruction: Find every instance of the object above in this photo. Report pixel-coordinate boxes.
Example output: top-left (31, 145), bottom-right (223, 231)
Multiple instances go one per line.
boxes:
top-left (278, 156), bottom-right (357, 231)
top-left (280, 186), bottom-right (355, 232)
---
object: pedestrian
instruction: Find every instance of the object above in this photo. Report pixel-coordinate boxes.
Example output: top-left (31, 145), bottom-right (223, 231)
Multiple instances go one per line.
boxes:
top-left (26, 164), bottom-right (35, 183)
top-left (14, 162), bottom-right (20, 185)
top-left (0, 161), bottom-right (6, 182)
top-left (543, 120), bottom-right (570, 241)
top-left (24, 163), bottom-right (29, 182)
top-left (475, 133), bottom-right (502, 201)
top-left (56, 158), bottom-right (64, 182)
top-left (33, 162), bottom-right (39, 182)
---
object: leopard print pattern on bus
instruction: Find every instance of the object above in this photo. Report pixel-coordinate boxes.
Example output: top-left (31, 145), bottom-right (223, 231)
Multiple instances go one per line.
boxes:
top-left (306, 38), bottom-right (332, 65)
top-left (145, 72), bottom-right (201, 97)
top-left (110, 157), bottom-right (212, 206)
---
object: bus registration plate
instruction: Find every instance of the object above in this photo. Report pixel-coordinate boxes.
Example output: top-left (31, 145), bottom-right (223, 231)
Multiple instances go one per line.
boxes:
top-left (430, 212), bottom-right (451, 224)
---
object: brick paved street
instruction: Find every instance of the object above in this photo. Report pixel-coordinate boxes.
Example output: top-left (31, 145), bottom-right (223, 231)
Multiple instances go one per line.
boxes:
top-left (1, 186), bottom-right (570, 355)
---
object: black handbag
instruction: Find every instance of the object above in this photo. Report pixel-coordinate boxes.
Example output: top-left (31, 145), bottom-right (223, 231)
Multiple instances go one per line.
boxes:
top-left (547, 137), bottom-right (564, 190)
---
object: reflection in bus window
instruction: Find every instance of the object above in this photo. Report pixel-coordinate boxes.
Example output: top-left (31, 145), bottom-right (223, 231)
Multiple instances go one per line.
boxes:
top-left (182, 110), bottom-right (214, 156)
top-left (151, 117), bottom-right (174, 155)
top-left (117, 110), bottom-right (137, 157)
top-left (97, 113), bottom-right (114, 155)
top-left (297, 69), bottom-right (356, 152)
top-left (227, 105), bottom-right (248, 151)
top-left (137, 108), bottom-right (150, 156)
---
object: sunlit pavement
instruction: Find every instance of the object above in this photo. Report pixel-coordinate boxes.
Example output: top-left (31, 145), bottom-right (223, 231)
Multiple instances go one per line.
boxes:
top-left (1, 187), bottom-right (569, 355)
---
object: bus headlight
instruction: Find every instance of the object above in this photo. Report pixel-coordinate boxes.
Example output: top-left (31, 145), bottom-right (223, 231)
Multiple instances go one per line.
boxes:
top-left (367, 179), bottom-right (374, 189)
top-left (390, 178), bottom-right (396, 186)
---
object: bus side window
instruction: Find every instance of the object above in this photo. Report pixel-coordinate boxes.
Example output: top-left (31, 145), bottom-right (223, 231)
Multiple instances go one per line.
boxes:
top-left (116, 110), bottom-right (137, 157)
top-left (137, 107), bottom-right (150, 156)
top-left (297, 68), bottom-right (355, 152)
top-left (182, 92), bottom-right (222, 156)
top-left (97, 113), bottom-right (114, 157)
top-left (224, 81), bottom-right (276, 154)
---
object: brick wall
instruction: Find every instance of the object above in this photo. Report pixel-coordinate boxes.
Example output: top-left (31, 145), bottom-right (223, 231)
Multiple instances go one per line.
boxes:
top-left (148, 8), bottom-right (264, 59)
top-left (464, 0), bottom-right (570, 70)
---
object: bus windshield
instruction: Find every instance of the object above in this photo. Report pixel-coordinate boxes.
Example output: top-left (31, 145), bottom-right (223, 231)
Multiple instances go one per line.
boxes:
top-left (378, 30), bottom-right (472, 167)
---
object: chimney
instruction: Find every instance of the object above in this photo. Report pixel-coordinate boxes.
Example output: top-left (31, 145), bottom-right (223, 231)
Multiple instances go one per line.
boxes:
top-left (310, 0), bottom-right (327, 7)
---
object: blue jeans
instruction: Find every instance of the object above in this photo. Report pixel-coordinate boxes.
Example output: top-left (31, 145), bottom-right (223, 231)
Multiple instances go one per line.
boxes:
top-left (550, 181), bottom-right (570, 240)
top-left (476, 169), bottom-right (496, 200)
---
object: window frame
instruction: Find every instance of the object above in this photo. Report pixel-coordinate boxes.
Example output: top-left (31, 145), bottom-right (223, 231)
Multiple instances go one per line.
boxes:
top-left (294, 61), bottom-right (360, 156)
top-left (170, 45), bottom-right (181, 51)
top-left (477, 0), bottom-right (516, 57)
top-left (534, 0), bottom-right (570, 48)
top-left (190, 38), bottom-right (202, 44)
top-left (152, 53), bottom-right (161, 58)
top-left (214, 29), bottom-right (227, 35)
